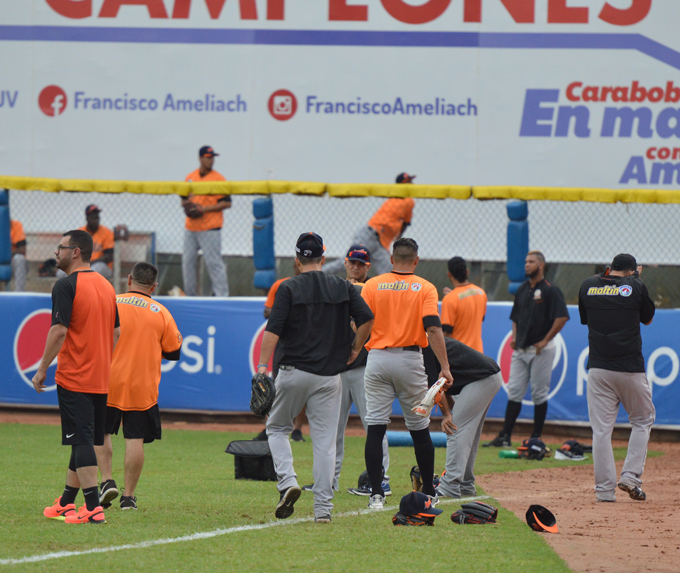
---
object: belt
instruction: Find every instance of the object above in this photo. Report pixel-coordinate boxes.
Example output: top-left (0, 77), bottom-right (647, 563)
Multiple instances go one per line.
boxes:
top-left (279, 365), bottom-right (295, 371)
top-left (402, 345), bottom-right (421, 352)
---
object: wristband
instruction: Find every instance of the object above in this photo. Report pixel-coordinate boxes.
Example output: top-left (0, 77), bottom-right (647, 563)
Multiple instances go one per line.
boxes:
top-left (257, 364), bottom-right (269, 368)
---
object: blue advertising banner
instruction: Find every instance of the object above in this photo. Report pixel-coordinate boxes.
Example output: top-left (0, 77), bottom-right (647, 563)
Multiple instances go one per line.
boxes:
top-left (1, 294), bottom-right (678, 427)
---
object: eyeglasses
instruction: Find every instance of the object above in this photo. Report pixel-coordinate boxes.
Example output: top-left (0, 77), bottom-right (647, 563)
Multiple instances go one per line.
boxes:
top-left (56, 245), bottom-right (77, 251)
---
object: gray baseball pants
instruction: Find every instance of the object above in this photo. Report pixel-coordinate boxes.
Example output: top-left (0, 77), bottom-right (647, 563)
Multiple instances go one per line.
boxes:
top-left (587, 368), bottom-right (655, 501)
top-left (506, 341), bottom-right (556, 404)
top-left (267, 367), bottom-right (341, 519)
top-left (437, 372), bottom-right (503, 497)
top-left (11, 253), bottom-right (27, 291)
top-left (322, 226), bottom-right (391, 276)
top-left (364, 348), bottom-right (430, 431)
top-left (182, 229), bottom-right (229, 296)
top-left (334, 366), bottom-right (389, 490)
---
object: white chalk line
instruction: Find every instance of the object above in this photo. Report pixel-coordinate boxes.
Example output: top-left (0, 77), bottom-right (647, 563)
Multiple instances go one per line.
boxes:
top-left (0, 495), bottom-right (490, 566)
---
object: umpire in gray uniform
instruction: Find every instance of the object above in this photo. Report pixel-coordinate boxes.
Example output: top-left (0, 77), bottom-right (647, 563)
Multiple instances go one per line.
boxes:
top-left (579, 254), bottom-right (655, 502)
top-left (257, 233), bottom-right (374, 523)
top-left (423, 338), bottom-right (502, 498)
top-left (485, 251), bottom-right (569, 447)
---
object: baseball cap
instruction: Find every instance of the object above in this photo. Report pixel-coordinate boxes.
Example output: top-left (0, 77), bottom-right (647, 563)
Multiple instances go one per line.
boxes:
top-left (346, 244), bottom-right (371, 264)
top-left (85, 204), bottom-right (101, 215)
top-left (295, 232), bottom-right (326, 259)
top-left (396, 173), bottom-right (416, 183)
top-left (199, 146), bottom-right (219, 157)
top-left (399, 491), bottom-right (443, 518)
top-left (525, 505), bottom-right (558, 533)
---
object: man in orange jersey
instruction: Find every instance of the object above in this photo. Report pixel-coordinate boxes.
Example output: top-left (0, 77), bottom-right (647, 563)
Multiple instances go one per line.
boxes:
top-left (33, 230), bottom-right (119, 525)
top-left (440, 257), bottom-right (487, 353)
top-left (95, 262), bottom-right (182, 511)
top-left (81, 205), bottom-right (114, 279)
top-left (10, 219), bottom-right (27, 291)
top-left (323, 173), bottom-right (415, 276)
top-left (181, 145), bottom-right (231, 296)
top-left (360, 238), bottom-right (452, 510)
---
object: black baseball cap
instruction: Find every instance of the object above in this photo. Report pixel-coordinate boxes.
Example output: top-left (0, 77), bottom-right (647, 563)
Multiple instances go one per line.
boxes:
top-left (525, 505), bottom-right (558, 533)
top-left (85, 204), bottom-right (101, 215)
top-left (295, 232), bottom-right (326, 259)
top-left (396, 173), bottom-right (416, 183)
top-left (199, 146), bottom-right (219, 157)
top-left (346, 244), bottom-right (371, 264)
top-left (399, 491), bottom-right (442, 518)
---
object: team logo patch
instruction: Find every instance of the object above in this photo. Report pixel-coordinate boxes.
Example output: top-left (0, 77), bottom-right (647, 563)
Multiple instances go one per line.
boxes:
top-left (150, 303), bottom-right (161, 313)
top-left (533, 289), bottom-right (542, 300)
top-left (619, 285), bottom-right (633, 297)
top-left (411, 282), bottom-right (422, 292)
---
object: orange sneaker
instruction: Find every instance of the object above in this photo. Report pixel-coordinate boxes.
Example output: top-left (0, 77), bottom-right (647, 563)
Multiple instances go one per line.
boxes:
top-left (64, 505), bottom-right (106, 524)
top-left (43, 497), bottom-right (76, 521)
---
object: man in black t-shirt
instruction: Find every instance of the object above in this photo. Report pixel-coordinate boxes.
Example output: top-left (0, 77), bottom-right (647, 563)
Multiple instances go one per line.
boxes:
top-left (485, 251), bottom-right (569, 447)
top-left (579, 253), bottom-right (655, 502)
top-left (257, 233), bottom-right (374, 523)
top-left (423, 338), bottom-right (502, 498)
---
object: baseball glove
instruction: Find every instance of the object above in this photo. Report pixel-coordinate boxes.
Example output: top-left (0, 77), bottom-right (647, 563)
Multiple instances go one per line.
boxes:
top-left (393, 512), bottom-right (435, 526)
top-left (410, 466), bottom-right (440, 492)
top-left (249, 373), bottom-right (275, 419)
top-left (451, 501), bottom-right (498, 525)
top-left (412, 377), bottom-right (447, 417)
top-left (183, 201), bottom-right (203, 218)
top-left (517, 438), bottom-right (551, 461)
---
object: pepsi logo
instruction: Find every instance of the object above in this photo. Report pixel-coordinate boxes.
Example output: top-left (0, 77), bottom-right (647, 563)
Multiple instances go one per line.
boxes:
top-left (249, 321), bottom-right (274, 376)
top-left (268, 89), bottom-right (297, 121)
top-left (14, 309), bottom-right (57, 391)
top-left (38, 85), bottom-right (67, 117)
top-left (496, 331), bottom-right (568, 405)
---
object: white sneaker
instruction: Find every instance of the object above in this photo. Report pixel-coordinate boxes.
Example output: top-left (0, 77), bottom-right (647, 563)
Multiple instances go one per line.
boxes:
top-left (368, 494), bottom-right (385, 510)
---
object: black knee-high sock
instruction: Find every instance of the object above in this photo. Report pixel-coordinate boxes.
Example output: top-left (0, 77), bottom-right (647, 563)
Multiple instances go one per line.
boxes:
top-left (365, 425), bottom-right (387, 497)
top-left (532, 402), bottom-right (548, 438)
top-left (502, 400), bottom-right (523, 437)
top-left (82, 486), bottom-right (99, 511)
top-left (61, 485), bottom-right (79, 506)
top-left (410, 429), bottom-right (435, 496)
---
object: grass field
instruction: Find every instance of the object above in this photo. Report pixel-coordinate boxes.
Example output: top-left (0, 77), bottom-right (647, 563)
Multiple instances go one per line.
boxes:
top-left (0, 423), bottom-right (657, 572)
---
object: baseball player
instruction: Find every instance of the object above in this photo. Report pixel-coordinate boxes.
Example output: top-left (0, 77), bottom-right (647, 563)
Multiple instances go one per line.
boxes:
top-left (578, 254), bottom-right (655, 502)
top-left (257, 232), bottom-right (374, 523)
top-left (81, 205), bottom-right (114, 279)
top-left (422, 338), bottom-right (502, 498)
top-left (95, 262), bottom-right (182, 510)
top-left (181, 146), bottom-right (231, 297)
top-left (323, 173), bottom-right (416, 276)
top-left (484, 251), bottom-right (569, 447)
top-left (440, 256), bottom-right (487, 352)
top-left (300, 244), bottom-right (391, 496)
top-left (361, 238), bottom-right (452, 509)
top-left (10, 219), bottom-right (27, 291)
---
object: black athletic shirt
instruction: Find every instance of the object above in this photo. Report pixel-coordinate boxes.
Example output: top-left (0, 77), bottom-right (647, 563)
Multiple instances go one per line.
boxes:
top-left (266, 271), bottom-right (374, 376)
top-left (510, 278), bottom-right (569, 348)
top-left (423, 337), bottom-right (500, 396)
top-left (578, 273), bottom-right (655, 373)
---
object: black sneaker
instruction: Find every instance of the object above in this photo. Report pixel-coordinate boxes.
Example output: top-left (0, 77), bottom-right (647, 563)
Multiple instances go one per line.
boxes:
top-left (618, 482), bottom-right (646, 501)
top-left (483, 434), bottom-right (512, 447)
top-left (120, 495), bottom-right (138, 510)
top-left (99, 479), bottom-right (119, 509)
top-left (275, 486), bottom-right (301, 519)
top-left (290, 429), bottom-right (305, 442)
top-left (253, 429), bottom-right (268, 441)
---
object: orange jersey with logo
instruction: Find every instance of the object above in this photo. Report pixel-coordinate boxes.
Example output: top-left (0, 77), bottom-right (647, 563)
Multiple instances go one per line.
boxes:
top-left (108, 292), bottom-right (182, 411)
top-left (53, 269), bottom-right (119, 394)
top-left (265, 277), bottom-right (290, 309)
top-left (79, 225), bottom-right (114, 268)
top-left (184, 169), bottom-right (230, 232)
top-left (440, 283), bottom-right (487, 353)
top-left (361, 271), bottom-right (438, 350)
top-left (367, 198), bottom-right (415, 249)
top-left (10, 219), bottom-right (25, 247)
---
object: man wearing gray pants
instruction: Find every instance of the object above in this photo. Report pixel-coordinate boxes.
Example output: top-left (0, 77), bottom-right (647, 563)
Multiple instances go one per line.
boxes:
top-left (258, 232), bottom-right (374, 523)
top-left (579, 254), bottom-right (655, 502)
top-left (422, 338), bottom-right (502, 498)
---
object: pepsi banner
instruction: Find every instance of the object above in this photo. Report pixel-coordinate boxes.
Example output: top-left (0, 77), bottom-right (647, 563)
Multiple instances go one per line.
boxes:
top-left (2, 294), bottom-right (679, 427)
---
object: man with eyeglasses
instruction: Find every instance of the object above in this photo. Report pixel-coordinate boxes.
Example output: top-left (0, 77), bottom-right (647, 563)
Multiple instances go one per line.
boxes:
top-left (33, 230), bottom-right (119, 524)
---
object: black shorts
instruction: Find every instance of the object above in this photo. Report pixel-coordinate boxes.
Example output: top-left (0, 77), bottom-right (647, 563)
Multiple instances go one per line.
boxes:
top-left (57, 385), bottom-right (107, 446)
top-left (104, 404), bottom-right (162, 444)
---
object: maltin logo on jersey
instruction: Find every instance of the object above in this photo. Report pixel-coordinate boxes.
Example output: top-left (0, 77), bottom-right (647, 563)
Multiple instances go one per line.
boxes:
top-left (38, 85), bottom-right (67, 117)
top-left (14, 309), bottom-right (57, 391)
top-left (496, 331), bottom-right (568, 406)
top-left (268, 89), bottom-right (297, 121)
